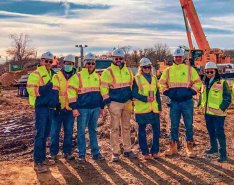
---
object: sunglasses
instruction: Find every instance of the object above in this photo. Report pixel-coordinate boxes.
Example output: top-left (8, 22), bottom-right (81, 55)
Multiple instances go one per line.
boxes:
top-left (86, 62), bottom-right (95, 66)
top-left (114, 57), bottom-right (124, 61)
top-left (44, 60), bottom-right (53, 64)
top-left (206, 71), bottom-right (215, 74)
top-left (142, 65), bottom-right (152, 69)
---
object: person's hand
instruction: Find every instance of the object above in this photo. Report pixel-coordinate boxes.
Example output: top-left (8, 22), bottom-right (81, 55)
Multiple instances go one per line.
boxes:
top-left (72, 109), bottom-right (80, 117)
top-left (158, 111), bottom-right (162, 116)
top-left (100, 109), bottom-right (104, 118)
top-left (147, 96), bottom-right (154, 102)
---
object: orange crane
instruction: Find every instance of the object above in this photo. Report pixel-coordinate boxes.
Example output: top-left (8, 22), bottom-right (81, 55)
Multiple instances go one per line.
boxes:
top-left (179, 0), bottom-right (231, 67)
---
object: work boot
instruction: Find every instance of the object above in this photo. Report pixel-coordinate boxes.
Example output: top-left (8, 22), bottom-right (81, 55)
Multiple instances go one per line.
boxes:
top-left (123, 151), bottom-right (137, 159)
top-left (64, 153), bottom-right (75, 161)
top-left (205, 148), bottom-right (218, 154)
top-left (186, 141), bottom-right (196, 158)
top-left (43, 158), bottom-right (56, 166)
top-left (78, 156), bottom-right (86, 164)
top-left (143, 154), bottom-right (151, 160)
top-left (152, 153), bottom-right (160, 159)
top-left (34, 163), bottom-right (48, 173)
top-left (165, 141), bottom-right (178, 156)
top-left (112, 153), bottom-right (120, 162)
top-left (218, 155), bottom-right (227, 163)
top-left (93, 153), bottom-right (105, 161)
top-left (50, 155), bottom-right (58, 161)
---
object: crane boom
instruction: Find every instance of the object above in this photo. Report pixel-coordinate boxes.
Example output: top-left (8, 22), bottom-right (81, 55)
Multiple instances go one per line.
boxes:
top-left (180, 0), bottom-right (210, 51)
top-left (179, 0), bottom-right (230, 67)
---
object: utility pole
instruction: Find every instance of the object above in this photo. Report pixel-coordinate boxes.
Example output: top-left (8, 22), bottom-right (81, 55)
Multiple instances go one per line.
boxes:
top-left (75, 44), bottom-right (88, 68)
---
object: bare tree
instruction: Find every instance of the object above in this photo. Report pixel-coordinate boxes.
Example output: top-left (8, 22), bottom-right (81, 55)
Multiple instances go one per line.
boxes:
top-left (129, 43), bottom-right (173, 67)
top-left (6, 33), bottom-right (37, 68)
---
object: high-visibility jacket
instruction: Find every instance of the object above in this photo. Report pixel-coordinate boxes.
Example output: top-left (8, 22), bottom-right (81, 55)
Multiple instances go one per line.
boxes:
top-left (27, 65), bottom-right (54, 106)
top-left (159, 63), bottom-right (202, 101)
top-left (52, 70), bottom-right (77, 110)
top-left (68, 68), bottom-right (103, 109)
top-left (100, 63), bottom-right (133, 105)
top-left (134, 74), bottom-right (159, 114)
top-left (200, 79), bottom-right (227, 116)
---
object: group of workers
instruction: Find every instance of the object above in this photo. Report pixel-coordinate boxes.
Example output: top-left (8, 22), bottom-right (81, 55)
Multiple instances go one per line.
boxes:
top-left (27, 47), bottom-right (232, 173)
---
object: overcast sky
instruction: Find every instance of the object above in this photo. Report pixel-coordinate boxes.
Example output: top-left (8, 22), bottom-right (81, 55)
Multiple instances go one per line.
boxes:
top-left (0, 0), bottom-right (233, 59)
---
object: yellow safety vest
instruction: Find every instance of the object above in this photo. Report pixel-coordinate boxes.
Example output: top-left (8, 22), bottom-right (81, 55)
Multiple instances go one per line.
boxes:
top-left (26, 65), bottom-right (52, 106)
top-left (100, 63), bottom-right (133, 101)
top-left (200, 80), bottom-right (226, 116)
top-left (68, 68), bottom-right (101, 104)
top-left (159, 63), bottom-right (201, 94)
top-left (52, 71), bottom-right (77, 110)
top-left (134, 74), bottom-right (159, 114)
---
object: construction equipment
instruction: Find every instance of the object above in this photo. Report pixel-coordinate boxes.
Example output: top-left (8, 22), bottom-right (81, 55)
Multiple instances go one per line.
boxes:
top-left (179, 0), bottom-right (231, 68)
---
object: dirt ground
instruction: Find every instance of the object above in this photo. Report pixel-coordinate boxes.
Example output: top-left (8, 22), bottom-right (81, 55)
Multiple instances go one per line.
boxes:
top-left (1, 90), bottom-right (234, 185)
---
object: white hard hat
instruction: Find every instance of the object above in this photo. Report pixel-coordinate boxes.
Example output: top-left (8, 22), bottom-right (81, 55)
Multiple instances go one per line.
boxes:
top-left (64, 54), bottom-right (75, 63)
top-left (84, 53), bottom-right (95, 61)
top-left (41, 51), bottom-right (54, 60)
top-left (205, 61), bottom-right (217, 70)
top-left (112, 48), bottom-right (124, 57)
top-left (173, 47), bottom-right (184, 57)
top-left (139, 57), bottom-right (152, 67)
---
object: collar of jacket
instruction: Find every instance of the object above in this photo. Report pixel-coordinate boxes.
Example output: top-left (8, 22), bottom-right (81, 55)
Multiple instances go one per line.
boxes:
top-left (81, 67), bottom-right (96, 75)
top-left (61, 68), bottom-right (76, 75)
top-left (172, 63), bottom-right (186, 67)
top-left (110, 63), bottom-right (126, 70)
top-left (204, 73), bottom-right (221, 88)
top-left (37, 65), bottom-right (46, 70)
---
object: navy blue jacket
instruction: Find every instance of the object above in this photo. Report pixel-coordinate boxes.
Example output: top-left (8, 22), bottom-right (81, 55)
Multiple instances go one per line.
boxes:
top-left (69, 70), bottom-right (104, 109)
top-left (36, 69), bottom-right (56, 107)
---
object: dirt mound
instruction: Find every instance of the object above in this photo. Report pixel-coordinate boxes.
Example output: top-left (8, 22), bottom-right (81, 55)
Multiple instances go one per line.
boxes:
top-left (0, 67), bottom-right (35, 87)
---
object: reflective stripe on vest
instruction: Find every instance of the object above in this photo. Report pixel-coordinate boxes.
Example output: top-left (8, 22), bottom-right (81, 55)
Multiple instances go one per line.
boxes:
top-left (77, 71), bottom-right (100, 94)
top-left (107, 67), bottom-right (133, 89)
top-left (27, 66), bottom-right (52, 106)
top-left (201, 80), bottom-right (226, 116)
top-left (134, 74), bottom-right (159, 114)
top-left (167, 66), bottom-right (192, 88)
top-left (56, 71), bottom-right (74, 110)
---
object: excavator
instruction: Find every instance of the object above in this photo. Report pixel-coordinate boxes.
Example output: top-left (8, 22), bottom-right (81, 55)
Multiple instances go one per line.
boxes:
top-left (179, 0), bottom-right (231, 68)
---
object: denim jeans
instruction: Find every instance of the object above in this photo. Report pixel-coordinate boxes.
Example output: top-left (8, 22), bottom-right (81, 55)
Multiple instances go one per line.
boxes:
top-left (138, 114), bottom-right (160, 155)
top-left (34, 106), bottom-right (53, 164)
top-left (205, 114), bottom-right (226, 157)
top-left (169, 99), bottom-right (194, 141)
top-left (50, 109), bottom-right (74, 156)
top-left (77, 107), bottom-right (100, 157)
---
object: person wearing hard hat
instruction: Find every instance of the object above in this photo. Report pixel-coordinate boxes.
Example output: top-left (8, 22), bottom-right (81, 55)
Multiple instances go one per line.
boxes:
top-left (49, 54), bottom-right (77, 162)
top-left (159, 47), bottom-right (202, 158)
top-left (27, 51), bottom-right (57, 173)
top-left (132, 57), bottom-right (162, 160)
top-left (68, 53), bottom-right (105, 163)
top-left (100, 48), bottom-right (137, 162)
top-left (199, 61), bottom-right (231, 162)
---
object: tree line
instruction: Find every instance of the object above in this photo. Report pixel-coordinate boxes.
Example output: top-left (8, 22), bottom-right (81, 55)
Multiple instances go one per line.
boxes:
top-left (1, 33), bottom-right (234, 76)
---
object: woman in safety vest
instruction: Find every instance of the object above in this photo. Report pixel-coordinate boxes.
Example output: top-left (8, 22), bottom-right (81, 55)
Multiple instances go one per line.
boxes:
top-left (132, 57), bottom-right (162, 160)
top-left (199, 61), bottom-right (231, 162)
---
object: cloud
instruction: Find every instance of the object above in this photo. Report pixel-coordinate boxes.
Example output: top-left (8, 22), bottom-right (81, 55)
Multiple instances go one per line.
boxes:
top-left (0, 0), bottom-right (233, 56)
top-left (0, 0), bottom-right (111, 16)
